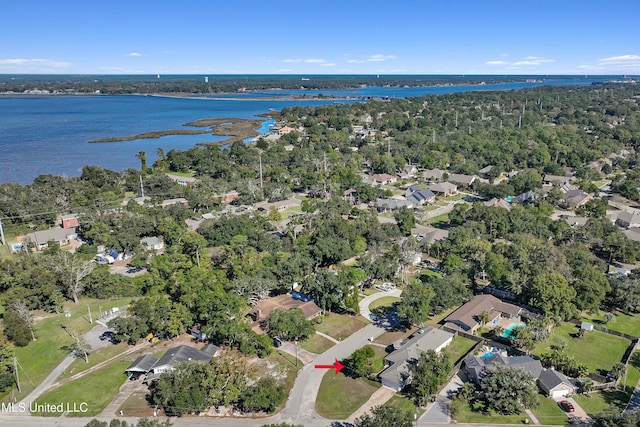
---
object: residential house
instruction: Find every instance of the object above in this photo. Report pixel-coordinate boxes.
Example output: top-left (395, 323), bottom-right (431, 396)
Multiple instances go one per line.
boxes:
top-left (616, 211), bottom-right (640, 228)
top-left (543, 174), bottom-right (575, 186)
top-left (60, 214), bottom-right (79, 229)
top-left (142, 344), bottom-right (219, 382)
top-left (513, 190), bottom-right (537, 205)
top-left (537, 368), bottom-right (576, 399)
top-left (407, 189), bottom-right (436, 205)
top-left (343, 188), bottom-right (359, 205)
top-left (161, 198), bottom-right (189, 208)
top-left (624, 228), bottom-right (640, 242)
top-left (380, 327), bottom-right (454, 391)
top-left (24, 227), bottom-right (78, 251)
top-left (140, 236), bottom-right (165, 251)
top-left (376, 198), bottom-right (414, 211)
top-left (278, 126), bottom-right (296, 135)
top-left (125, 354), bottom-right (159, 379)
top-left (422, 168), bottom-right (444, 183)
top-left (398, 164), bottom-right (418, 180)
top-left (463, 353), bottom-right (543, 385)
top-left (429, 182), bottom-right (457, 197)
top-left (483, 198), bottom-right (511, 210)
top-left (370, 173), bottom-right (398, 186)
top-left (250, 294), bottom-right (323, 334)
top-left (223, 191), bottom-right (240, 203)
top-left (478, 165), bottom-right (494, 178)
top-left (166, 174), bottom-right (197, 187)
top-left (447, 174), bottom-right (477, 187)
top-left (562, 190), bottom-right (591, 209)
top-left (444, 294), bottom-right (522, 333)
top-left (562, 216), bottom-right (589, 228)
top-left (255, 198), bottom-right (301, 212)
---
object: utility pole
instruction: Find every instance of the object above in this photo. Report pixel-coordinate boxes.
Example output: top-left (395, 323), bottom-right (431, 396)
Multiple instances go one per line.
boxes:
top-left (139, 175), bottom-right (145, 198)
top-left (519, 115), bottom-right (522, 129)
top-left (432, 129), bottom-right (436, 144)
top-left (13, 357), bottom-right (20, 392)
top-left (87, 306), bottom-right (92, 324)
top-left (0, 218), bottom-right (5, 246)
top-left (455, 111), bottom-right (458, 128)
top-left (259, 155), bottom-right (263, 188)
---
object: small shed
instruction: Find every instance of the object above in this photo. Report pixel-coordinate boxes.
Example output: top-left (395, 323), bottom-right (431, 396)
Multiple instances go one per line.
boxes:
top-left (579, 321), bottom-right (594, 337)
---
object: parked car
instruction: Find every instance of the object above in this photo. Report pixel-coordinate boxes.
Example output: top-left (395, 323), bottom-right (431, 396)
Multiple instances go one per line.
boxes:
top-left (273, 337), bottom-right (283, 348)
top-left (99, 331), bottom-right (116, 342)
top-left (559, 400), bottom-right (574, 412)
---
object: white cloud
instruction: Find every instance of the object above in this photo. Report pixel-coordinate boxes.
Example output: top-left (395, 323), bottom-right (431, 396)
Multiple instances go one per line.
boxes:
top-left (347, 59), bottom-right (365, 64)
top-left (127, 52), bottom-right (144, 57)
top-left (282, 58), bottom-right (302, 63)
top-left (599, 54), bottom-right (640, 64)
top-left (512, 57), bottom-right (555, 66)
top-left (320, 63), bottom-right (336, 67)
top-left (0, 58), bottom-right (71, 68)
top-left (486, 61), bottom-right (508, 65)
top-left (367, 54), bottom-right (396, 62)
top-left (304, 58), bottom-right (326, 63)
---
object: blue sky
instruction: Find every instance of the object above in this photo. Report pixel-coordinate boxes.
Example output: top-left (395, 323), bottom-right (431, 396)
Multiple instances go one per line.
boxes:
top-left (2, 0), bottom-right (639, 75)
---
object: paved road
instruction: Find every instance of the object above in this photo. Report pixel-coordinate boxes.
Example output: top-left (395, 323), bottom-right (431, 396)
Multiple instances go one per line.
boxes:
top-left (420, 373), bottom-right (463, 424)
top-left (358, 288), bottom-right (402, 322)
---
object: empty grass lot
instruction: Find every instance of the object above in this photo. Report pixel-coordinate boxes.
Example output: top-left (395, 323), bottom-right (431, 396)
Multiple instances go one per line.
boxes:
top-left (316, 371), bottom-right (380, 419)
top-left (299, 333), bottom-right (335, 354)
top-left (532, 323), bottom-right (630, 374)
top-left (2, 297), bottom-right (132, 402)
top-left (117, 390), bottom-right (154, 417)
top-left (368, 296), bottom-right (401, 311)
top-left (33, 361), bottom-right (129, 417)
top-left (383, 394), bottom-right (425, 418)
top-left (315, 313), bottom-right (368, 341)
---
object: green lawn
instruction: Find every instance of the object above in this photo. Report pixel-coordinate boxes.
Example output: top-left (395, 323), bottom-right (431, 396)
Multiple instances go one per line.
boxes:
top-left (382, 394), bottom-right (425, 418)
top-left (573, 388), bottom-right (633, 416)
top-left (581, 311), bottom-right (640, 337)
top-left (425, 306), bottom-right (459, 328)
top-left (362, 288), bottom-right (381, 296)
top-left (316, 371), bottom-right (380, 419)
top-left (374, 326), bottom-right (418, 347)
top-left (299, 333), bottom-right (335, 354)
top-left (443, 336), bottom-right (477, 364)
top-left (532, 323), bottom-right (630, 374)
top-left (367, 344), bottom-right (388, 374)
top-left (316, 313), bottom-right (368, 341)
top-left (117, 390), bottom-right (154, 418)
top-left (3, 297), bottom-right (132, 402)
top-left (532, 396), bottom-right (569, 425)
top-left (427, 213), bottom-right (449, 225)
top-left (453, 400), bottom-right (531, 424)
top-left (32, 361), bottom-right (129, 417)
top-left (369, 296), bottom-right (401, 311)
top-left (59, 342), bottom-right (129, 380)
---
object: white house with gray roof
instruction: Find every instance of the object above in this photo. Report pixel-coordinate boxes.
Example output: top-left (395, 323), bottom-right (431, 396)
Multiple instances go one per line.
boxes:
top-left (380, 327), bottom-right (453, 391)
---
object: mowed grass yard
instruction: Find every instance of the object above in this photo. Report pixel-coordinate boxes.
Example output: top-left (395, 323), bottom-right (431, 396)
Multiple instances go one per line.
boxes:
top-left (443, 336), bottom-right (477, 364)
top-left (368, 296), bottom-right (401, 311)
top-left (2, 297), bottom-right (132, 402)
top-left (455, 394), bottom-right (568, 425)
top-left (33, 360), bottom-right (129, 417)
top-left (316, 313), bottom-right (368, 341)
top-left (581, 311), bottom-right (640, 338)
top-left (299, 333), bottom-right (335, 354)
top-left (532, 323), bottom-right (630, 374)
top-left (316, 370), bottom-right (380, 419)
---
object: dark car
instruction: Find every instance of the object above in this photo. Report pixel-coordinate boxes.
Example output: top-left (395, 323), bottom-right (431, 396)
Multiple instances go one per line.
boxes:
top-left (559, 400), bottom-right (575, 412)
top-left (99, 331), bottom-right (116, 342)
top-left (273, 337), bottom-right (282, 348)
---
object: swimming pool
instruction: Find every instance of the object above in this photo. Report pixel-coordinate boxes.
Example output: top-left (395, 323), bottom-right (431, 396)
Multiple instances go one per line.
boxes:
top-left (502, 322), bottom-right (525, 338)
top-left (480, 352), bottom-right (495, 359)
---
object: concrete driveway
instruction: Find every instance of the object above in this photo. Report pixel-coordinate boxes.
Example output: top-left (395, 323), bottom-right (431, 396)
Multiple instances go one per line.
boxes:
top-left (554, 396), bottom-right (589, 422)
top-left (359, 288), bottom-right (402, 322)
top-left (420, 373), bottom-right (464, 424)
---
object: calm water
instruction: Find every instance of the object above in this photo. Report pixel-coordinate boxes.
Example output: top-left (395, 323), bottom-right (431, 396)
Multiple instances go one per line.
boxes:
top-left (0, 77), bottom-right (607, 185)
